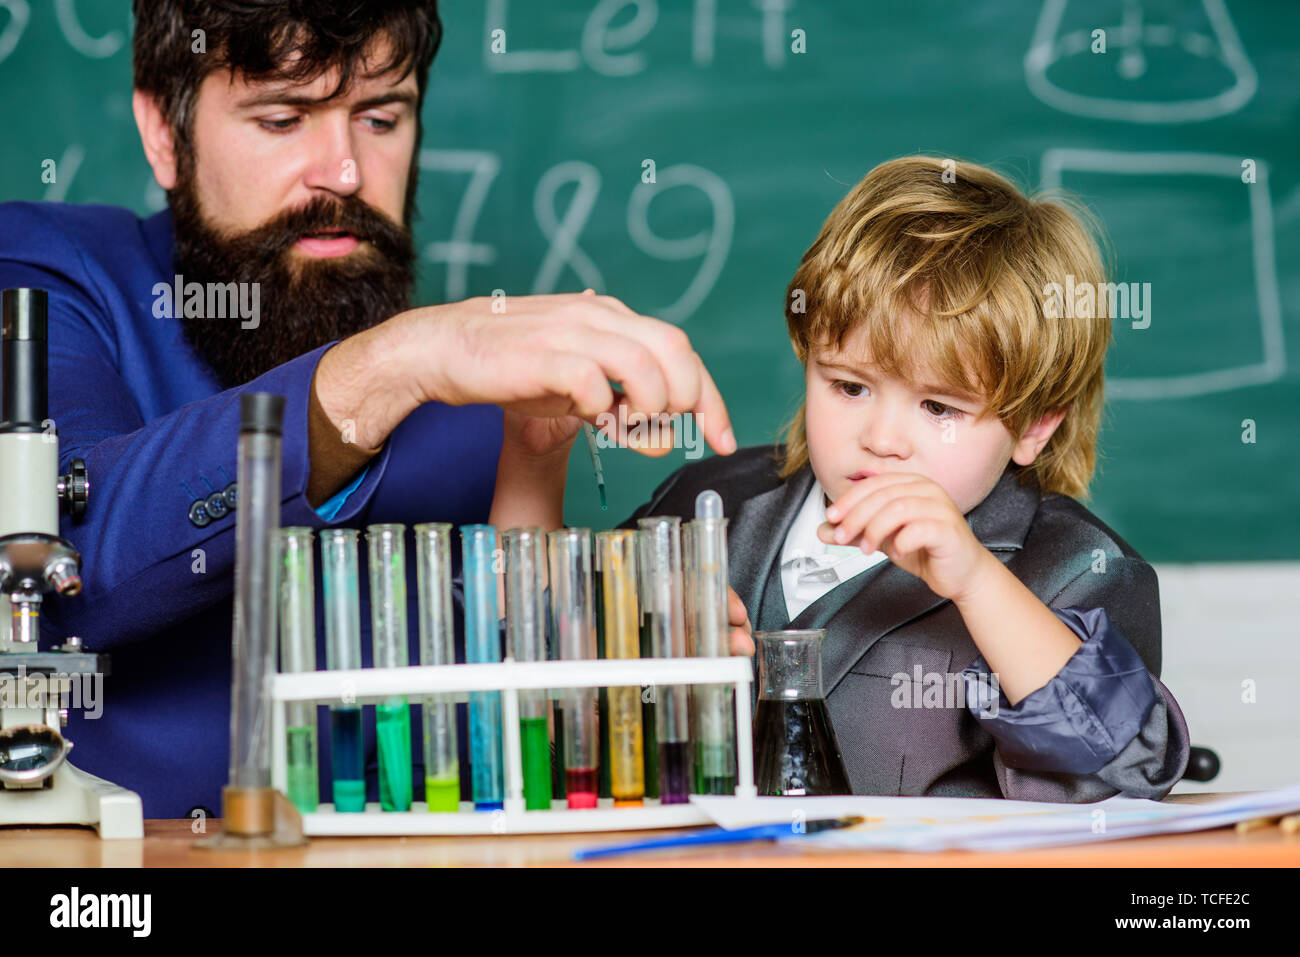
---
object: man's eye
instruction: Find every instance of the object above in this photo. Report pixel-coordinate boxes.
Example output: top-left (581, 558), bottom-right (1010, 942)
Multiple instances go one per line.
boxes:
top-left (258, 117), bottom-right (299, 132)
top-left (833, 381), bottom-right (863, 398)
top-left (362, 116), bottom-right (396, 132)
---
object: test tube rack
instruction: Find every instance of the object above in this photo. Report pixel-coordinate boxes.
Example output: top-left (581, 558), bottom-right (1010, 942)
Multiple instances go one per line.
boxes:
top-left (269, 655), bottom-right (756, 835)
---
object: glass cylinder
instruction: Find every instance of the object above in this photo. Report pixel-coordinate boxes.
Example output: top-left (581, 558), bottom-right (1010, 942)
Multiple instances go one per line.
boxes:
top-left (687, 490), bottom-right (736, 795)
top-left (414, 522), bottom-right (460, 812)
top-left (637, 516), bottom-right (690, 804)
top-left (596, 529), bottom-right (644, 806)
top-left (320, 528), bottom-right (364, 811)
top-left (228, 394), bottom-right (283, 790)
top-left (278, 527), bottom-right (318, 813)
top-left (367, 523), bottom-right (411, 812)
top-left (753, 630), bottom-right (851, 796)
top-left (549, 528), bottom-right (599, 809)
top-left (461, 524), bottom-right (504, 810)
top-left (503, 527), bottom-right (551, 810)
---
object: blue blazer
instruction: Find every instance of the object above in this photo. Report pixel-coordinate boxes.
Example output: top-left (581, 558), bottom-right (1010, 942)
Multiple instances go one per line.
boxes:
top-left (0, 200), bottom-right (503, 819)
top-left (621, 445), bottom-right (1192, 801)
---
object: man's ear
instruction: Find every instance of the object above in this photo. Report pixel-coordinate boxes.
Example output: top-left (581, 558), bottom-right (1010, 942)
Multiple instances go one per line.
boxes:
top-left (1011, 406), bottom-right (1069, 466)
top-left (132, 89), bottom-right (178, 191)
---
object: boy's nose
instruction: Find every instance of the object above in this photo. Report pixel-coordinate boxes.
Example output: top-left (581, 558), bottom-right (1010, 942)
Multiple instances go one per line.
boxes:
top-left (858, 409), bottom-right (909, 458)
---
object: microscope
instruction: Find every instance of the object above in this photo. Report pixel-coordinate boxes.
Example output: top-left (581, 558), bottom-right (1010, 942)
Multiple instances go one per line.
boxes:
top-left (0, 287), bottom-right (142, 839)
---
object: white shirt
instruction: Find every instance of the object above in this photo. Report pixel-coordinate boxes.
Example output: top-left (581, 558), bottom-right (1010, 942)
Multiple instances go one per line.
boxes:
top-left (779, 479), bottom-right (890, 621)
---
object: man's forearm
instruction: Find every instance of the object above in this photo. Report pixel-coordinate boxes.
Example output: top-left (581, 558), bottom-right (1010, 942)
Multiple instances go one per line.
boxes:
top-left (952, 553), bottom-right (1084, 707)
top-left (306, 323), bottom-right (423, 508)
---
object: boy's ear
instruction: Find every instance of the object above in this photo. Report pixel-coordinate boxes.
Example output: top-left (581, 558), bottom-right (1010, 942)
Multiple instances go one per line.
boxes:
top-left (132, 89), bottom-right (178, 191)
top-left (1011, 406), bottom-right (1069, 466)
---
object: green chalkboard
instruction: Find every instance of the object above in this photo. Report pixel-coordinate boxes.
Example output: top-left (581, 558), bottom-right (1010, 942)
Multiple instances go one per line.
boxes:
top-left (1, 1), bottom-right (1296, 560)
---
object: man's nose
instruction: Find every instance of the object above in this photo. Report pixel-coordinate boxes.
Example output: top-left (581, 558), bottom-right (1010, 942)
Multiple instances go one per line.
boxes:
top-left (300, 113), bottom-right (362, 196)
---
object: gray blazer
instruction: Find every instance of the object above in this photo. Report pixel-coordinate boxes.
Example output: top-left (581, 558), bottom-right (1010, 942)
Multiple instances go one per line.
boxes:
top-left (620, 444), bottom-right (1191, 802)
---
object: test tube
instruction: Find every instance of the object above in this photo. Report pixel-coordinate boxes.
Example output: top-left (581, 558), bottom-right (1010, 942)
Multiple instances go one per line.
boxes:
top-left (367, 524), bottom-right (412, 811)
top-left (638, 516), bottom-right (691, 804)
top-left (503, 527), bottom-right (552, 810)
top-left (228, 393), bottom-right (283, 796)
top-left (414, 523), bottom-right (461, 812)
top-left (596, 530), bottom-right (645, 806)
top-left (321, 528), bottom-right (365, 812)
top-left (279, 527), bottom-right (318, 813)
top-left (548, 528), bottom-right (599, 809)
top-left (687, 491), bottom-right (737, 795)
top-left (462, 524), bottom-right (504, 810)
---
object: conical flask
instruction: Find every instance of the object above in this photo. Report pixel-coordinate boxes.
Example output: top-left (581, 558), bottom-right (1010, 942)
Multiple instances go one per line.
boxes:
top-left (753, 630), bottom-right (851, 796)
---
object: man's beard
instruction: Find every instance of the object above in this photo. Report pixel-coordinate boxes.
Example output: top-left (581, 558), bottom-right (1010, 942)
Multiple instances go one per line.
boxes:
top-left (169, 157), bottom-right (417, 388)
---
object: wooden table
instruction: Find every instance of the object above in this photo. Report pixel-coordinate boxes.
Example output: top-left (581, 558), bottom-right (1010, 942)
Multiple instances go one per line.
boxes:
top-left (5, 792), bottom-right (1297, 867)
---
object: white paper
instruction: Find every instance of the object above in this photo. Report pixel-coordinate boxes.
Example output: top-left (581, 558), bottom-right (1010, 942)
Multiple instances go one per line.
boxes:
top-left (689, 783), bottom-right (1300, 852)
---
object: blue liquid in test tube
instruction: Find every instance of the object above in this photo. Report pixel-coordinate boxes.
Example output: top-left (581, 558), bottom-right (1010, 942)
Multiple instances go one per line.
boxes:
top-left (461, 524), bottom-right (504, 810)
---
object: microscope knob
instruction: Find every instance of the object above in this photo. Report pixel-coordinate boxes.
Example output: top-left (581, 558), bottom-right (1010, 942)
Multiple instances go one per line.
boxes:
top-left (58, 458), bottom-right (89, 520)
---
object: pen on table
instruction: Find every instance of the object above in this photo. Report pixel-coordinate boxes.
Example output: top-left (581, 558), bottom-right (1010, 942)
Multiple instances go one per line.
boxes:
top-left (584, 422), bottom-right (607, 510)
top-left (572, 815), bottom-right (864, 861)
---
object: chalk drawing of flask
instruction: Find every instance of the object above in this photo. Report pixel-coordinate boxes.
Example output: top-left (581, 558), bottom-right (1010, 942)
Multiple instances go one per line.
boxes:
top-left (1023, 0), bottom-right (1256, 123)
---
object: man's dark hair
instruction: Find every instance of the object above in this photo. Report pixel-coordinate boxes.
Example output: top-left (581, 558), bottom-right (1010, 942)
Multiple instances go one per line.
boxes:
top-left (132, 0), bottom-right (443, 153)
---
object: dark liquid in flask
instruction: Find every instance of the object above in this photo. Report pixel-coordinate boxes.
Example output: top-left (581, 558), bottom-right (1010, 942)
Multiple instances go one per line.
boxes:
top-left (753, 698), bottom-right (851, 796)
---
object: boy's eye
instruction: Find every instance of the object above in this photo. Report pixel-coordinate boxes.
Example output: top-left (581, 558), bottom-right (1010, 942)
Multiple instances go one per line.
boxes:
top-left (923, 399), bottom-right (963, 420)
top-left (833, 380), bottom-right (863, 398)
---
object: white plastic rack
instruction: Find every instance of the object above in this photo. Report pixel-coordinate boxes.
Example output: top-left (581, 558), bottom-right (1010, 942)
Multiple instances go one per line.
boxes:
top-left (270, 655), bottom-right (756, 835)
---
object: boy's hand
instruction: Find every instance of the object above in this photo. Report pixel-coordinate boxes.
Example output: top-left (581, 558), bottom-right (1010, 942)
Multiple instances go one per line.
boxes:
top-left (817, 473), bottom-right (997, 604)
top-left (727, 586), bottom-right (755, 657)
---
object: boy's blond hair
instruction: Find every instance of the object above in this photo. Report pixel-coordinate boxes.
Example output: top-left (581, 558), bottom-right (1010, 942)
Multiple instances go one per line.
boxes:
top-left (779, 155), bottom-right (1113, 501)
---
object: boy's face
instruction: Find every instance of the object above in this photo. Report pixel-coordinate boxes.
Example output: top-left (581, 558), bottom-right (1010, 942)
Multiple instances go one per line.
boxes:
top-left (804, 322), bottom-right (1065, 516)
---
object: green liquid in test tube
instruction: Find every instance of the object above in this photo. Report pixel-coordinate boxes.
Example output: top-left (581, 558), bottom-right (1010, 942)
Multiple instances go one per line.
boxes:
top-left (368, 524), bottom-right (412, 812)
top-left (414, 523), bottom-right (462, 812)
top-left (279, 527), bottom-right (319, 813)
top-left (504, 528), bottom-right (552, 810)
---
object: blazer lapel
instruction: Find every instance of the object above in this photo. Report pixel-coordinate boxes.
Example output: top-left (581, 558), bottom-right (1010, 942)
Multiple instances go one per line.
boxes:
top-left (813, 463), bottom-right (1043, 696)
top-left (726, 465), bottom-right (815, 631)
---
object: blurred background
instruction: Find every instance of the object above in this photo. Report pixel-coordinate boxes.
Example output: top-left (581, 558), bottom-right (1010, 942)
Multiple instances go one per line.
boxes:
top-left (1, 0), bottom-right (1296, 792)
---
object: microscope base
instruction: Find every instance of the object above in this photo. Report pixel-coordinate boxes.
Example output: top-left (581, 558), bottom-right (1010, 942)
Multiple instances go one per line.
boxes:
top-left (0, 760), bottom-right (144, 839)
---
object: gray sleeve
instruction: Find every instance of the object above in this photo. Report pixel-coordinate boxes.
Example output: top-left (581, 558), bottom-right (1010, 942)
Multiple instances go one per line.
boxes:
top-left (991, 675), bottom-right (1191, 802)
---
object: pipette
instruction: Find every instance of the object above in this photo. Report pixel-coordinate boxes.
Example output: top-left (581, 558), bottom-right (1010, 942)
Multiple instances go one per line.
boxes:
top-left (687, 490), bottom-right (737, 795)
top-left (596, 530), bottom-right (645, 806)
top-left (414, 523), bottom-right (460, 812)
top-left (583, 423), bottom-right (607, 510)
top-left (462, 524), bottom-right (504, 810)
top-left (637, 516), bottom-right (691, 804)
top-left (278, 527), bottom-right (318, 813)
top-left (503, 527), bottom-right (552, 810)
top-left (548, 528), bottom-right (599, 808)
top-left (320, 528), bottom-right (365, 812)
top-left (367, 524), bottom-right (412, 812)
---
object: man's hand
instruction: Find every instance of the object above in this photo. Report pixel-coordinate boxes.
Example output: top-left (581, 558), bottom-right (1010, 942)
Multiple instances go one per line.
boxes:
top-left (390, 292), bottom-right (737, 456)
top-left (727, 585), bottom-right (754, 656)
top-left (817, 473), bottom-right (997, 604)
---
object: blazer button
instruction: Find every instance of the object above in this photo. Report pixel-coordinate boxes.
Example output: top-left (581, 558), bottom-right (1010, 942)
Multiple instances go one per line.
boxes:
top-left (188, 499), bottom-right (212, 527)
top-left (223, 482), bottom-right (238, 510)
top-left (205, 491), bottom-right (229, 520)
